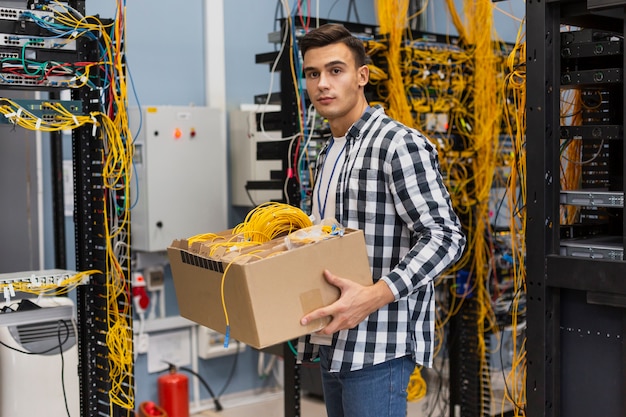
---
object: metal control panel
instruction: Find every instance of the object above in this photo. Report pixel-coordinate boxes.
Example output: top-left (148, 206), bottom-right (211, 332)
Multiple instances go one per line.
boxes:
top-left (129, 106), bottom-right (227, 251)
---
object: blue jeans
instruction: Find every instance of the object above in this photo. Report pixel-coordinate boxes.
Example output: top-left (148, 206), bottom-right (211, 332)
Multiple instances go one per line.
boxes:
top-left (318, 346), bottom-right (414, 417)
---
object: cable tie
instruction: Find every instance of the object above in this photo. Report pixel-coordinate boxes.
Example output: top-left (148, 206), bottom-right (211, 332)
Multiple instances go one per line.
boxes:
top-left (91, 115), bottom-right (97, 136)
top-left (8, 284), bottom-right (14, 297)
top-left (35, 118), bottom-right (41, 130)
top-left (72, 115), bottom-right (78, 125)
top-left (3, 286), bottom-right (9, 303)
top-left (16, 108), bottom-right (22, 119)
top-left (4, 112), bottom-right (15, 119)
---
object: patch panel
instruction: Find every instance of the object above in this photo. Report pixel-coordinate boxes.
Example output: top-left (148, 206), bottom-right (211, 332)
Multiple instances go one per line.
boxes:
top-left (0, 269), bottom-right (89, 288)
top-left (0, 99), bottom-right (83, 124)
top-left (0, 7), bottom-right (54, 22)
top-left (0, 73), bottom-right (78, 87)
top-left (0, 33), bottom-right (76, 50)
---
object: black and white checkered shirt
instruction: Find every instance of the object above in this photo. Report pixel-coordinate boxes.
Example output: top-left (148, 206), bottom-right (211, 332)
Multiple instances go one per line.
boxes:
top-left (298, 105), bottom-right (466, 372)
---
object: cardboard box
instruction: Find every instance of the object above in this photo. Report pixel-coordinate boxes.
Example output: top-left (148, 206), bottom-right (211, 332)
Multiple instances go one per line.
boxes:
top-left (167, 228), bottom-right (372, 349)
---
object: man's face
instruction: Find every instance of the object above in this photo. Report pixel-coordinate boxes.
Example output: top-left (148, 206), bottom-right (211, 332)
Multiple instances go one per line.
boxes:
top-left (303, 42), bottom-right (368, 125)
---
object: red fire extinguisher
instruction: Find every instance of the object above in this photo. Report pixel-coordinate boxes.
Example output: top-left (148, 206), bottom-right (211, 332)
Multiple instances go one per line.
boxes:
top-left (158, 364), bottom-right (189, 417)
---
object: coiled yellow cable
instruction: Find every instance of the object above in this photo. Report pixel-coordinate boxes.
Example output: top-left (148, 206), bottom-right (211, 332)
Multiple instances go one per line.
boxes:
top-left (232, 201), bottom-right (313, 242)
top-left (407, 366), bottom-right (427, 402)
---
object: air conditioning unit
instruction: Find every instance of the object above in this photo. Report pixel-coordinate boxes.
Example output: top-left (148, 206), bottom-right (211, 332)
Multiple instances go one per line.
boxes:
top-left (0, 297), bottom-right (80, 417)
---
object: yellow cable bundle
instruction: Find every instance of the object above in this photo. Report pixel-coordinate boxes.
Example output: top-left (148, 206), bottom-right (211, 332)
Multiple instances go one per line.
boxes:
top-left (186, 232), bottom-right (226, 246)
top-left (501, 18), bottom-right (528, 415)
top-left (441, 2), bottom-right (511, 417)
top-left (407, 366), bottom-right (427, 402)
top-left (232, 202), bottom-right (313, 243)
top-left (377, 0), bottom-right (414, 127)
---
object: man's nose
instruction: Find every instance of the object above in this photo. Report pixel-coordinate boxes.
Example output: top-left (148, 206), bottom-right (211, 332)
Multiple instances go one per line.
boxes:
top-left (318, 72), bottom-right (330, 89)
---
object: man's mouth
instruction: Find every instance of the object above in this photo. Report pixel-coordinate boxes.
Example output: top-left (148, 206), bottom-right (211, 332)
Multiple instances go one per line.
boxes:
top-left (317, 96), bottom-right (334, 105)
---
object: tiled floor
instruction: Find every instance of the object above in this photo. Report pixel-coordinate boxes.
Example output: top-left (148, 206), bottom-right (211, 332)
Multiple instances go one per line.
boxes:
top-left (197, 393), bottom-right (444, 417)
top-left (195, 367), bottom-right (450, 417)
top-left (192, 361), bottom-right (519, 417)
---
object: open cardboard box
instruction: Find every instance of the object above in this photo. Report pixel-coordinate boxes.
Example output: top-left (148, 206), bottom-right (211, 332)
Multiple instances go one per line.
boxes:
top-left (167, 228), bottom-right (372, 349)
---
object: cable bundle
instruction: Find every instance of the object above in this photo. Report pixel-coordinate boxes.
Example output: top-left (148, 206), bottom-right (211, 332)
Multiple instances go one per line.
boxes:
top-left (232, 202), bottom-right (313, 243)
top-left (370, 1), bottom-right (528, 414)
top-left (0, 1), bottom-right (136, 411)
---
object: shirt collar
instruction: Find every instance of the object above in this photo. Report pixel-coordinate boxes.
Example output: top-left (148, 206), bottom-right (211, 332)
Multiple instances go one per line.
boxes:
top-left (346, 104), bottom-right (384, 141)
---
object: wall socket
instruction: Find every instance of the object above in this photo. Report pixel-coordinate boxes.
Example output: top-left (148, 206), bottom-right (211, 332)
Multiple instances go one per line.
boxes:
top-left (145, 266), bottom-right (165, 291)
top-left (135, 333), bottom-right (150, 354)
top-left (197, 327), bottom-right (244, 360)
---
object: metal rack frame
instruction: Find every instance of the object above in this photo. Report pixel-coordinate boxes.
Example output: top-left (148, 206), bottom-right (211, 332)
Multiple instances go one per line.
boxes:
top-left (527, 1), bottom-right (626, 416)
top-left (0, 1), bottom-right (132, 414)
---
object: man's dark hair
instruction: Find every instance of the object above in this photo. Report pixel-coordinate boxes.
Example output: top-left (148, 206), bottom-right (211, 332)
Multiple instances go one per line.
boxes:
top-left (300, 23), bottom-right (367, 67)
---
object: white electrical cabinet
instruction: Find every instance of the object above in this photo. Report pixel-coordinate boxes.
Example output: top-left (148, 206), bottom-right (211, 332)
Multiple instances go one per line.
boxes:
top-left (129, 106), bottom-right (227, 251)
top-left (229, 106), bottom-right (283, 206)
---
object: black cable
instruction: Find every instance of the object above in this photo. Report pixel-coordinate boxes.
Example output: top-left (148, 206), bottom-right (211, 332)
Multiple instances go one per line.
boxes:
top-left (174, 364), bottom-right (224, 412)
top-left (0, 318), bottom-right (73, 416)
top-left (426, 347), bottom-right (446, 417)
top-left (347, 0), bottom-right (360, 23)
top-left (216, 341), bottom-right (241, 398)
top-left (327, 0), bottom-right (341, 20)
top-left (274, 0), bottom-right (284, 32)
top-left (167, 340), bottom-right (242, 412)
top-left (0, 321), bottom-right (71, 355)
top-left (245, 186), bottom-right (259, 207)
top-left (57, 320), bottom-right (71, 417)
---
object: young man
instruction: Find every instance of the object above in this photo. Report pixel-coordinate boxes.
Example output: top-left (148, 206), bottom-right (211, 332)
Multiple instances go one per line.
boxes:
top-left (297, 24), bottom-right (466, 417)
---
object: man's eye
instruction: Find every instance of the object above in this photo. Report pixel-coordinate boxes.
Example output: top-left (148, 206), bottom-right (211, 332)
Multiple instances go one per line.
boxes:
top-left (307, 72), bottom-right (319, 78)
top-left (332, 68), bottom-right (341, 74)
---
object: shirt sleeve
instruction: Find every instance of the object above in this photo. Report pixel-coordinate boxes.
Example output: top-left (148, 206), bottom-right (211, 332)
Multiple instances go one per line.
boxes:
top-left (380, 131), bottom-right (466, 300)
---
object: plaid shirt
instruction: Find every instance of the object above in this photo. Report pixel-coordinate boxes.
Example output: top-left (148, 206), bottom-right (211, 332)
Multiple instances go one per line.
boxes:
top-left (297, 105), bottom-right (466, 372)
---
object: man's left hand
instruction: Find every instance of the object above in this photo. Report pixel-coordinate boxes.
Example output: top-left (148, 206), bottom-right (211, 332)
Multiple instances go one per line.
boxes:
top-left (300, 269), bottom-right (395, 334)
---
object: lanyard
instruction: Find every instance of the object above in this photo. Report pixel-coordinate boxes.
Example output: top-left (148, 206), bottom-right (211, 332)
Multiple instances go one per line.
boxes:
top-left (317, 137), bottom-right (347, 220)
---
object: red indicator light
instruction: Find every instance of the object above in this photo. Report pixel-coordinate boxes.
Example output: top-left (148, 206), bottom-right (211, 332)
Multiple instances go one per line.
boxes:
top-left (174, 128), bottom-right (182, 139)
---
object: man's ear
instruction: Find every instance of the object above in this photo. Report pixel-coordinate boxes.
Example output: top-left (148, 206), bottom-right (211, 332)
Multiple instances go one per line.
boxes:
top-left (358, 65), bottom-right (369, 87)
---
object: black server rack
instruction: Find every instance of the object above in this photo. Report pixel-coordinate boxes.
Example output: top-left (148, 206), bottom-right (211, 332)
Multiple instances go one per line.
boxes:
top-left (527, 1), bottom-right (626, 416)
top-left (0, 1), bottom-right (132, 415)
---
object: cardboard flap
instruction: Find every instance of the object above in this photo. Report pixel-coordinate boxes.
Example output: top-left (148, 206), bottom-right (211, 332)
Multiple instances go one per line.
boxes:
top-left (170, 239), bottom-right (189, 250)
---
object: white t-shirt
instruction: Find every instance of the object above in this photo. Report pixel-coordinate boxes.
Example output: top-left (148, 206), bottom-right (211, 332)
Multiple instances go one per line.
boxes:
top-left (311, 135), bottom-right (347, 225)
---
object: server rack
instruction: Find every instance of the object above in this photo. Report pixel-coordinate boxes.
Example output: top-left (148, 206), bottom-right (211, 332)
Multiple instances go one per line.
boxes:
top-left (527, 1), bottom-right (626, 416)
top-left (0, 1), bottom-right (132, 415)
top-left (72, 8), bottom-right (134, 416)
